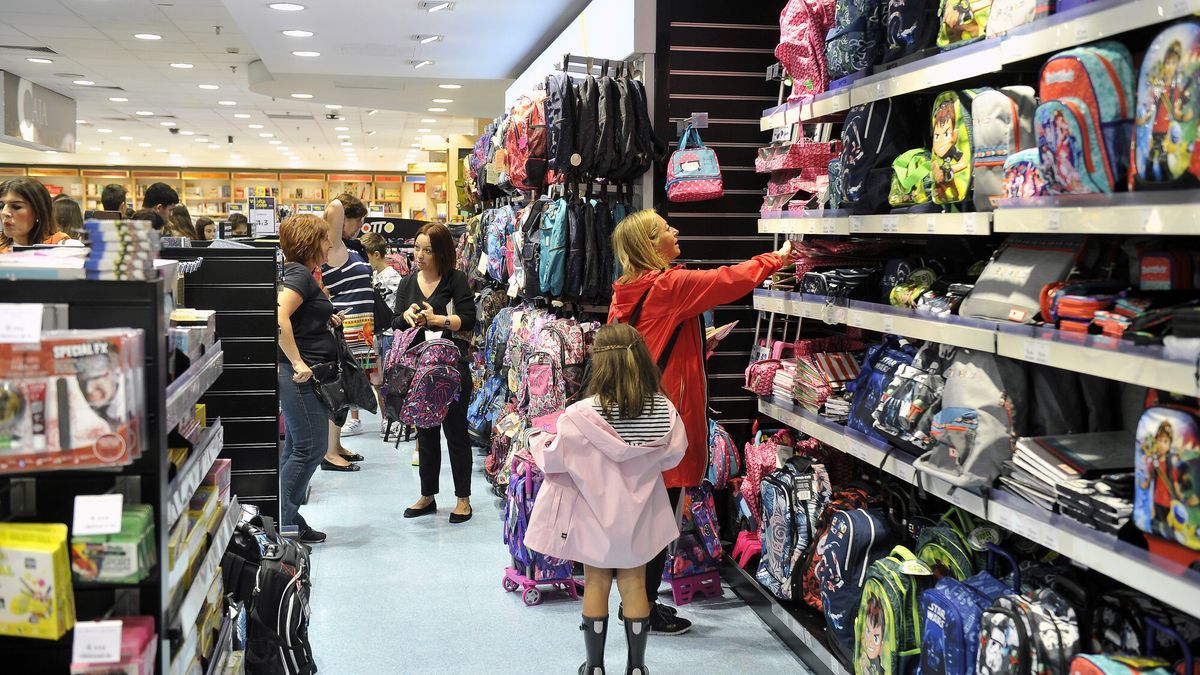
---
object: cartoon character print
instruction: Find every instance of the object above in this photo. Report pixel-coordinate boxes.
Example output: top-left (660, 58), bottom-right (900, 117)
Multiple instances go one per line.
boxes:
top-left (1004, 158), bottom-right (1050, 200)
top-left (1136, 38), bottom-right (1199, 182)
top-left (942, 0), bottom-right (992, 43)
top-left (843, 118), bottom-right (867, 200)
top-left (859, 595), bottom-right (887, 675)
top-left (1140, 420), bottom-right (1180, 525)
top-left (978, 622), bottom-right (1018, 675)
top-left (1037, 109), bottom-right (1084, 193)
top-left (932, 101), bottom-right (969, 202)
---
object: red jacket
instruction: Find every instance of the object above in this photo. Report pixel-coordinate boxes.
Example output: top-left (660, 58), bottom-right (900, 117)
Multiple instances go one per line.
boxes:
top-left (608, 253), bottom-right (784, 488)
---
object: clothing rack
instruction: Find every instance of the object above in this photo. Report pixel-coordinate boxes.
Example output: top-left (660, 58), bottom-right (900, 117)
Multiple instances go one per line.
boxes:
top-left (557, 53), bottom-right (637, 79)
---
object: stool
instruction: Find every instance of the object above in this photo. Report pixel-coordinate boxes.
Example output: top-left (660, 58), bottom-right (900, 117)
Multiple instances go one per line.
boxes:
top-left (731, 531), bottom-right (761, 569)
top-left (666, 570), bottom-right (723, 606)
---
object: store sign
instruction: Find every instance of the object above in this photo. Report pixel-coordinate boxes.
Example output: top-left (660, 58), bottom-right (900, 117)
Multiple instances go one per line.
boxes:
top-left (360, 217), bottom-right (426, 242)
top-left (248, 196), bottom-right (278, 236)
top-left (0, 71), bottom-right (76, 152)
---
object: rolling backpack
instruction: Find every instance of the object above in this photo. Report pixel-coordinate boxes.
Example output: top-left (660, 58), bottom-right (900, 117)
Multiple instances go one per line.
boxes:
top-left (976, 587), bottom-right (1082, 675)
top-left (756, 457), bottom-right (832, 600)
top-left (854, 545), bottom-right (930, 675)
top-left (973, 86), bottom-right (1037, 211)
top-left (1132, 21), bottom-right (1200, 190)
top-left (798, 485), bottom-right (876, 610)
top-left (820, 507), bottom-right (896, 655)
top-left (506, 452), bottom-right (574, 581)
top-left (776, 0), bottom-right (836, 99)
top-left (538, 198), bottom-right (569, 296)
top-left (919, 567), bottom-right (1015, 675)
top-left (931, 89), bottom-right (988, 206)
top-left (936, 0), bottom-right (993, 49)
top-left (826, 0), bottom-right (886, 81)
top-left (1071, 615), bottom-right (1196, 675)
top-left (841, 99), bottom-right (919, 214)
top-left (385, 328), bottom-right (463, 429)
top-left (1133, 393), bottom-right (1200, 551)
top-left (705, 418), bottom-right (740, 489)
top-left (544, 71), bottom-right (577, 180)
top-left (881, 0), bottom-right (941, 64)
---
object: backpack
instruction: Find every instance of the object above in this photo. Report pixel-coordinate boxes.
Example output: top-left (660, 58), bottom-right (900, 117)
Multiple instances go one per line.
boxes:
top-left (854, 546), bottom-right (930, 675)
top-left (972, 86), bottom-right (1037, 211)
top-left (889, 148), bottom-right (934, 207)
top-left (913, 349), bottom-right (1029, 488)
top-left (666, 125), bottom-right (724, 202)
top-left (544, 71), bottom-right (577, 180)
top-left (592, 76), bottom-right (619, 180)
top-left (533, 318), bottom-right (588, 398)
top-left (826, 0), bottom-right (885, 81)
top-left (799, 485), bottom-right (876, 610)
top-left (705, 418), bottom-right (740, 488)
top-left (1132, 21), bottom-right (1200, 190)
top-left (987, 0), bottom-right (1053, 37)
top-left (1038, 43), bottom-right (1136, 193)
top-left (518, 199), bottom-right (549, 299)
top-left (820, 508), bottom-right (896, 654)
top-left (1133, 394), bottom-right (1200, 551)
top-left (665, 485), bottom-right (725, 580)
top-left (221, 516), bottom-right (316, 675)
top-left (919, 571), bottom-right (1013, 675)
top-left (612, 77), bottom-right (640, 181)
top-left (848, 336), bottom-right (918, 443)
top-left (485, 207), bottom-right (515, 283)
top-left (931, 89), bottom-right (987, 206)
top-left (623, 78), bottom-right (668, 180)
top-left (538, 198), bottom-right (569, 296)
top-left (505, 452), bottom-right (574, 581)
top-left (565, 196), bottom-right (586, 300)
top-left (505, 92), bottom-right (549, 192)
top-left (777, 0), bottom-right (835, 99)
top-left (581, 198), bottom-right (603, 301)
top-left (882, 0), bottom-right (941, 64)
top-left (870, 341), bottom-right (956, 454)
top-left (936, 0), bottom-right (993, 49)
top-left (841, 99), bottom-right (918, 214)
top-left (977, 589), bottom-right (1081, 675)
top-left (756, 457), bottom-right (832, 600)
top-left (575, 75), bottom-right (600, 176)
top-left (384, 327), bottom-right (463, 429)
top-left (915, 507), bottom-right (978, 580)
top-left (1002, 148), bottom-right (1051, 201)
top-left (595, 198), bottom-right (616, 301)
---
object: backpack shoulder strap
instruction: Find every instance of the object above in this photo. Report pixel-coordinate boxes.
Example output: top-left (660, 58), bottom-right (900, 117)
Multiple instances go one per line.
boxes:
top-left (617, 284), bottom-right (688, 373)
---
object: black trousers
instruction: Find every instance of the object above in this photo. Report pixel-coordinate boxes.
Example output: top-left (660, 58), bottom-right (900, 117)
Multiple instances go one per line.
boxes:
top-left (645, 487), bottom-right (683, 604)
top-left (416, 365), bottom-right (473, 499)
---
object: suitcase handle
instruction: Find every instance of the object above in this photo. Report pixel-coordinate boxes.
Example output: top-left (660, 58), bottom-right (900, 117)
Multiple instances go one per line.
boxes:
top-left (1146, 617), bottom-right (1194, 675)
top-left (985, 543), bottom-right (1021, 593)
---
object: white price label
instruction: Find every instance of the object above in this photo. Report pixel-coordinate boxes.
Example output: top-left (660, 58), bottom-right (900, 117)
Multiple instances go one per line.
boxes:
top-left (850, 311), bottom-right (865, 328)
top-left (806, 222), bottom-right (819, 235)
top-left (833, 307), bottom-right (848, 325)
top-left (963, 213), bottom-right (979, 235)
top-left (894, 462), bottom-right (916, 483)
top-left (0, 303), bottom-right (44, 344)
top-left (948, 490), bottom-right (969, 508)
top-left (1022, 339), bottom-right (1051, 365)
top-left (72, 620), bottom-right (123, 664)
top-left (875, 82), bottom-right (887, 98)
top-left (846, 440), bottom-right (872, 461)
top-left (1073, 24), bottom-right (1090, 43)
top-left (1143, 212), bottom-right (1163, 234)
top-left (849, 216), bottom-right (864, 233)
top-left (73, 493), bottom-right (124, 536)
top-left (882, 216), bottom-right (899, 233)
top-left (1041, 525), bottom-right (1060, 552)
top-left (1047, 211), bottom-right (1061, 232)
top-left (823, 220), bottom-right (837, 235)
top-left (1172, 0), bottom-right (1189, 15)
top-left (802, 303), bottom-right (816, 319)
top-left (926, 215), bottom-right (938, 234)
top-left (882, 316), bottom-right (895, 333)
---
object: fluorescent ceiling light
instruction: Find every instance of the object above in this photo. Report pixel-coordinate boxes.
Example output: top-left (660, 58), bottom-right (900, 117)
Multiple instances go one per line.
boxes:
top-left (282, 29), bottom-right (314, 37)
top-left (269, 3), bottom-right (305, 10)
top-left (248, 124), bottom-right (264, 129)
top-left (367, 109), bottom-right (378, 116)
top-left (234, 113), bottom-right (251, 119)
top-left (138, 142), bottom-right (151, 147)
top-left (416, 35), bottom-right (443, 44)
top-left (119, 135), bottom-right (133, 140)
top-left (97, 128), bottom-right (112, 133)
top-left (427, 107), bottom-right (446, 112)
top-left (412, 60), bottom-right (433, 69)
top-left (73, 80), bottom-right (95, 86)
top-left (88, 146), bottom-right (101, 151)
top-left (438, 83), bottom-right (461, 89)
top-left (292, 51), bottom-right (320, 57)
top-left (421, 118), bottom-right (436, 123)
top-left (325, 104), bottom-right (342, 110)
top-left (26, 57), bottom-right (52, 64)
top-left (341, 142), bottom-right (352, 146)
top-left (334, 126), bottom-right (349, 131)
top-left (259, 132), bottom-right (274, 137)
top-left (160, 121), bottom-right (176, 126)
top-left (366, 130), bottom-right (376, 136)
top-left (290, 93), bottom-right (313, 99)
top-left (417, 128), bottom-right (431, 133)
top-left (427, 2), bottom-right (452, 12)
top-left (108, 96), bottom-right (128, 102)
top-left (156, 148), bottom-right (168, 152)
top-left (135, 111), bottom-right (153, 116)
top-left (198, 84), bottom-right (219, 90)
top-left (432, 98), bottom-right (453, 103)
top-left (76, 119), bottom-right (86, 124)
top-left (371, 146), bottom-right (379, 150)
top-left (269, 140), bottom-right (282, 144)
top-left (170, 63), bottom-right (194, 69)
top-left (133, 33), bottom-right (162, 40)
top-left (179, 130), bottom-right (195, 136)
top-left (218, 100), bottom-right (237, 105)
top-left (337, 134), bottom-right (350, 139)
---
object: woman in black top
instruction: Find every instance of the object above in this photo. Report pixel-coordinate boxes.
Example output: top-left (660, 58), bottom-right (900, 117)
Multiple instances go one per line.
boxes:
top-left (277, 214), bottom-right (339, 544)
top-left (393, 222), bottom-right (477, 523)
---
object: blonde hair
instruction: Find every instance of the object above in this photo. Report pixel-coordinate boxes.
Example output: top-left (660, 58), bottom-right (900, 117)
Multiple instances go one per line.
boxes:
top-left (612, 209), bottom-right (669, 283)
top-left (587, 323), bottom-right (661, 420)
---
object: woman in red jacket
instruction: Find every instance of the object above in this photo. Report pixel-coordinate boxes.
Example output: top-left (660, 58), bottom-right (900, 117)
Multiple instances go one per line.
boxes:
top-left (608, 209), bottom-right (790, 635)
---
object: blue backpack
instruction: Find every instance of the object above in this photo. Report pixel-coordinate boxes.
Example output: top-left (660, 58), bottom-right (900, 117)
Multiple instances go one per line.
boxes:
top-left (485, 206), bottom-right (516, 283)
top-left (818, 507), bottom-right (896, 655)
top-left (848, 336), bottom-right (918, 443)
top-left (919, 570), bottom-right (1015, 675)
top-left (826, 0), bottom-right (886, 80)
top-left (538, 198), bottom-right (569, 296)
top-left (756, 457), bottom-right (832, 601)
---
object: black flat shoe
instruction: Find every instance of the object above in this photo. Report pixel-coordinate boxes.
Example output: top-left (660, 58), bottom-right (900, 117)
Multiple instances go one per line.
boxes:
top-left (320, 459), bottom-right (360, 472)
top-left (404, 500), bottom-right (437, 518)
top-left (448, 507), bottom-right (473, 524)
top-left (339, 452), bottom-right (364, 462)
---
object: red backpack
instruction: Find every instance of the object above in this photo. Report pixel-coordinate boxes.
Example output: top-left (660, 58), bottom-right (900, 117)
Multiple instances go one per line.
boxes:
top-left (505, 92), bottom-right (549, 192)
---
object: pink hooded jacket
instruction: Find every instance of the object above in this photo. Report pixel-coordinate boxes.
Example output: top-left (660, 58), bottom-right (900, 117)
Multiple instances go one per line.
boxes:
top-left (523, 397), bottom-right (688, 569)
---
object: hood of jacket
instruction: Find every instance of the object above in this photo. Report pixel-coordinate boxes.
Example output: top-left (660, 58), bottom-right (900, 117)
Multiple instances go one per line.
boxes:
top-left (567, 399), bottom-right (678, 464)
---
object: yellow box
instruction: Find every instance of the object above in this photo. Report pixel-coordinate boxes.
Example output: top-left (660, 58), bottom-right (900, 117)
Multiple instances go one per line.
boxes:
top-left (0, 523), bottom-right (75, 640)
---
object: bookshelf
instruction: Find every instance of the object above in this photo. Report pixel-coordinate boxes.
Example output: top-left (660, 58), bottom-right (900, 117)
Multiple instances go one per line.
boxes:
top-left (181, 171), bottom-right (232, 219)
top-left (81, 169), bottom-right (132, 213)
top-left (132, 170), bottom-right (182, 209)
top-left (28, 167), bottom-right (83, 201)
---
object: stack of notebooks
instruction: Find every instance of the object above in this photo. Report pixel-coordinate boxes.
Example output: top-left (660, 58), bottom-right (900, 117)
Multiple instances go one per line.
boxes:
top-left (794, 352), bottom-right (859, 421)
top-left (794, 356), bottom-right (831, 413)
top-left (1000, 430), bottom-right (1134, 533)
top-left (85, 218), bottom-right (160, 280)
top-left (772, 359), bottom-right (796, 402)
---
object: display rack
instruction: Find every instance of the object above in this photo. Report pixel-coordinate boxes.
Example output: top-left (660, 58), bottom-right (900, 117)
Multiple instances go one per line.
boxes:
top-left (759, 211), bottom-right (992, 236)
top-left (992, 191), bottom-right (1200, 234)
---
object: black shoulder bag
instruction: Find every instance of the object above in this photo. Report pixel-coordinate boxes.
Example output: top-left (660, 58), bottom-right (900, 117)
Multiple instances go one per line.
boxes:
top-left (310, 325), bottom-right (378, 425)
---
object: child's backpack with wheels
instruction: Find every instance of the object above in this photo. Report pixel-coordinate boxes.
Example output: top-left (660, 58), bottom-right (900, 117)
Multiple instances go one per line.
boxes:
top-left (820, 507), bottom-right (896, 656)
top-left (756, 456), bottom-right (832, 600)
top-left (854, 545), bottom-right (931, 675)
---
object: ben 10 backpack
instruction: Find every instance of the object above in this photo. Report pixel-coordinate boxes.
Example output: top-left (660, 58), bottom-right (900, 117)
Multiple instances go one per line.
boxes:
top-left (931, 90), bottom-right (988, 207)
top-left (1133, 393), bottom-right (1200, 551)
top-left (854, 546), bottom-right (931, 675)
top-left (1131, 21), bottom-right (1200, 190)
top-left (936, 0), bottom-right (993, 49)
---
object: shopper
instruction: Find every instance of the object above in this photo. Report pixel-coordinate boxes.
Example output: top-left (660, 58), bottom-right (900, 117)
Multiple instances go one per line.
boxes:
top-left (0, 177), bottom-right (82, 253)
top-left (333, 192), bottom-right (369, 258)
top-left (525, 323), bottom-right (686, 675)
top-left (362, 231), bottom-right (402, 438)
top-left (393, 222), bottom-right (476, 523)
top-left (608, 209), bottom-right (791, 635)
top-left (167, 204), bottom-right (198, 239)
top-left (142, 182), bottom-right (180, 221)
top-left (100, 183), bottom-right (127, 213)
top-left (277, 214), bottom-right (339, 545)
top-left (131, 209), bottom-right (165, 232)
top-left (228, 212), bottom-right (250, 237)
top-left (196, 217), bottom-right (216, 241)
top-left (53, 197), bottom-right (86, 241)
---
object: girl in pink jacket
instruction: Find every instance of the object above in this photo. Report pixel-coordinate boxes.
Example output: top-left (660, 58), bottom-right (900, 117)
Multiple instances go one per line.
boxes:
top-left (525, 323), bottom-right (687, 675)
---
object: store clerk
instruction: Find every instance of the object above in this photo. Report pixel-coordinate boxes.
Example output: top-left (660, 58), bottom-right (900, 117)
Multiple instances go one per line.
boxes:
top-left (0, 177), bottom-right (84, 253)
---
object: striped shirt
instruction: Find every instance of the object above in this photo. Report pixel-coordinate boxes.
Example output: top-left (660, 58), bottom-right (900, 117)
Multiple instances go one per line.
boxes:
top-left (591, 394), bottom-right (672, 446)
top-left (321, 250), bottom-right (375, 362)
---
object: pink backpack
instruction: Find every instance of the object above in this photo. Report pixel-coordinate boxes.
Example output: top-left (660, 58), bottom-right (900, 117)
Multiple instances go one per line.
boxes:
top-left (775, 0), bottom-right (836, 101)
top-left (383, 327), bottom-right (463, 428)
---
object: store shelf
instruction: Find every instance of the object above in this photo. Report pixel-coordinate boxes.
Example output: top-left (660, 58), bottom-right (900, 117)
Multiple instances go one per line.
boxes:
top-left (169, 498), bottom-right (239, 632)
top-left (165, 342), bottom-right (223, 432)
top-left (757, 398), bottom-right (1200, 617)
top-left (203, 614), bottom-right (233, 675)
top-left (761, 0), bottom-right (1200, 128)
top-left (758, 211), bottom-right (991, 236)
top-left (166, 419), bottom-right (224, 527)
top-left (759, 212), bottom-right (849, 235)
top-left (992, 191), bottom-right (1200, 234)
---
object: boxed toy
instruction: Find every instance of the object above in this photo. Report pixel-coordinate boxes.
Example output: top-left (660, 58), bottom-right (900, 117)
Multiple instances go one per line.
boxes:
top-left (70, 614), bottom-right (157, 675)
top-left (70, 505), bottom-right (157, 584)
top-left (202, 459), bottom-right (232, 506)
top-left (0, 523), bottom-right (76, 640)
top-left (189, 485), bottom-right (219, 537)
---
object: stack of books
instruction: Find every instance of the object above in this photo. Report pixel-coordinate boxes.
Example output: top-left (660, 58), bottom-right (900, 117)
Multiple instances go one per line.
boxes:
top-left (1000, 431), bottom-right (1134, 527)
top-left (85, 218), bottom-right (160, 280)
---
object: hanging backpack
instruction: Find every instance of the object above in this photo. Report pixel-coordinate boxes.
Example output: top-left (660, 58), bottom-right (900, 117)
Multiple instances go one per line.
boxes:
top-left (826, 0), bottom-right (886, 81)
top-left (913, 349), bottom-right (1029, 489)
top-left (624, 78), bottom-right (668, 180)
top-left (592, 75), bottom-right (620, 180)
top-left (595, 198), bottom-right (616, 301)
top-left (977, 587), bottom-right (1082, 675)
top-left (544, 71), bottom-right (577, 181)
top-left (518, 198), bottom-right (549, 299)
top-left (854, 545), bottom-right (930, 675)
top-left (776, 0), bottom-right (836, 99)
top-left (847, 336), bottom-right (918, 443)
top-left (915, 507), bottom-right (979, 581)
top-left (538, 198), bottom-right (569, 297)
top-left (841, 99), bottom-right (918, 214)
top-left (705, 418), bottom-right (740, 489)
top-left (581, 198), bottom-right (604, 302)
top-left (506, 92), bottom-right (549, 192)
top-left (1132, 21), bottom-right (1200, 190)
top-left (881, 0), bottom-right (941, 64)
top-left (666, 125), bottom-right (724, 202)
top-left (870, 341), bottom-right (956, 455)
top-left (1133, 393), bottom-right (1200, 551)
top-left (485, 207), bottom-right (516, 283)
top-left (889, 148), bottom-right (934, 208)
top-left (931, 89), bottom-right (987, 206)
top-left (936, 0), bottom-right (993, 49)
top-left (820, 507), bottom-right (896, 654)
top-left (972, 86), bottom-right (1037, 211)
top-left (987, 0), bottom-right (1053, 37)
top-left (798, 485), bottom-right (876, 610)
top-left (574, 75), bottom-right (600, 176)
top-left (756, 457), bottom-right (832, 600)
top-left (384, 327), bottom-right (463, 429)
top-left (919, 566), bottom-right (1015, 675)
top-left (611, 77), bottom-right (640, 180)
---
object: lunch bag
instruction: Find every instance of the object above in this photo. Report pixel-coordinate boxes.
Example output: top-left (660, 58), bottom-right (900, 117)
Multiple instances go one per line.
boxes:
top-left (667, 125), bottom-right (724, 202)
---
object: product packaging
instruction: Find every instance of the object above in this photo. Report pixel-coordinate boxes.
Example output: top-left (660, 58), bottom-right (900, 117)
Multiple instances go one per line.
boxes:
top-left (69, 614), bottom-right (157, 675)
top-left (203, 459), bottom-right (232, 506)
top-left (0, 523), bottom-right (76, 640)
top-left (70, 505), bottom-right (157, 584)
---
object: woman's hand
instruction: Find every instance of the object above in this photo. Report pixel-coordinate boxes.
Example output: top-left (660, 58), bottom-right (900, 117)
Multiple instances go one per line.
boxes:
top-left (292, 361), bottom-right (313, 383)
top-left (774, 239), bottom-right (793, 264)
top-left (420, 302), bottom-right (438, 328)
top-left (329, 311), bottom-right (345, 328)
top-left (402, 303), bottom-right (425, 328)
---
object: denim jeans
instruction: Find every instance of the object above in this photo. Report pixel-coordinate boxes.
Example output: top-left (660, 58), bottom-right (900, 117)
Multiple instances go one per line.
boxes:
top-left (279, 360), bottom-right (330, 530)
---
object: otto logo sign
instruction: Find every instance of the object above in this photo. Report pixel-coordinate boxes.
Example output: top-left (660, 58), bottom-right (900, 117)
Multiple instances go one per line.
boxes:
top-left (360, 220), bottom-right (398, 235)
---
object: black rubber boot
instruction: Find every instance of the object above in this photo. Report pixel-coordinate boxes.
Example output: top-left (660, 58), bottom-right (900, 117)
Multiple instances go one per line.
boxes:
top-left (625, 617), bottom-right (650, 675)
top-left (579, 615), bottom-right (608, 675)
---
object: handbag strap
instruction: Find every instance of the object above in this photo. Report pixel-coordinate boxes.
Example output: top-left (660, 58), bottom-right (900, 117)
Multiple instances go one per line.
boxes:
top-left (679, 125), bottom-right (704, 151)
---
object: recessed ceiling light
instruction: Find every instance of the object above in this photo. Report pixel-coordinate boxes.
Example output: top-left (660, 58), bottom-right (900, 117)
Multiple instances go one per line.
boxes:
top-left (133, 33), bottom-right (162, 40)
top-left (282, 29), bottom-right (314, 37)
top-left (371, 146), bottom-right (379, 150)
top-left (198, 84), bottom-right (219, 90)
top-left (324, 104), bottom-right (342, 110)
top-left (195, 137), bottom-right (209, 142)
top-left (107, 151), bottom-right (119, 157)
top-left (138, 142), bottom-right (151, 147)
top-left (135, 110), bottom-right (153, 116)
top-left (230, 154), bottom-right (242, 160)
top-left (26, 57), bottom-right (53, 64)
top-left (417, 128), bottom-right (431, 133)
top-left (234, 113), bottom-right (251, 119)
top-left (341, 142), bottom-right (352, 146)
top-left (334, 126), bottom-right (349, 131)
top-left (249, 124), bottom-right (264, 129)
top-left (367, 109), bottom-right (378, 116)
top-left (366, 130), bottom-right (376, 136)
top-left (421, 118), bottom-right (436, 123)
top-left (417, 35), bottom-right (443, 44)
top-left (411, 142), bottom-right (421, 146)
top-left (73, 80), bottom-right (95, 86)
top-left (432, 98), bottom-right (453, 103)
top-left (76, 119), bottom-right (87, 124)
top-left (108, 96), bottom-right (128, 102)
top-left (207, 144), bottom-right (221, 149)
top-left (156, 148), bottom-right (168, 152)
top-left (427, 107), bottom-right (447, 112)
top-left (218, 100), bottom-right (237, 106)
top-left (412, 60), bottom-right (434, 69)
top-left (259, 132), bottom-right (274, 137)
top-left (269, 2), bottom-right (305, 10)
top-left (159, 121), bottom-right (176, 126)
top-left (97, 128), bottom-right (112, 133)
top-left (426, 2), bottom-right (452, 12)
top-left (290, 93), bottom-right (313, 99)
top-left (170, 63), bottom-right (194, 69)
top-left (269, 139), bottom-right (282, 144)
top-left (88, 146), bottom-right (101, 151)
top-left (337, 134), bottom-right (350, 139)
top-left (292, 51), bottom-right (320, 57)
top-left (278, 147), bottom-right (290, 151)
top-left (438, 83), bottom-right (462, 89)
top-left (179, 130), bottom-right (195, 136)
top-left (119, 135), bottom-right (133, 140)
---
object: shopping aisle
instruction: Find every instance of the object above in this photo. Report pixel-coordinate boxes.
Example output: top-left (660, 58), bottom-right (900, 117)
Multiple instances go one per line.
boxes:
top-left (301, 411), bottom-right (807, 674)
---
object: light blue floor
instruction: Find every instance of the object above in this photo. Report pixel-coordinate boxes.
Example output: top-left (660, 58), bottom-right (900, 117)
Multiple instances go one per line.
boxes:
top-left (302, 411), bottom-right (808, 675)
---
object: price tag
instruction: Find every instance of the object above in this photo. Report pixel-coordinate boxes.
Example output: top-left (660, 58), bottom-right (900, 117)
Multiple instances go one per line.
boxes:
top-left (894, 462), bottom-right (916, 483)
top-left (833, 307), bottom-right (848, 325)
top-left (476, 252), bottom-right (490, 275)
top-left (926, 215), bottom-right (938, 234)
top-left (1041, 525), bottom-right (1061, 552)
top-left (822, 220), bottom-right (837, 235)
top-left (1143, 211), bottom-right (1164, 234)
top-left (1047, 211), bottom-right (1061, 232)
top-left (882, 215), bottom-right (899, 233)
top-left (1172, 0), bottom-right (1189, 16)
top-left (1022, 339), bottom-right (1051, 365)
top-left (850, 311), bottom-right (865, 328)
top-left (0, 303), bottom-right (44, 344)
top-left (72, 493), bottom-right (124, 536)
top-left (882, 316), bottom-right (895, 333)
top-left (425, 330), bottom-right (444, 341)
top-left (991, 506), bottom-right (1012, 531)
top-left (72, 620), bottom-right (123, 664)
top-left (846, 439), bottom-right (872, 461)
top-left (948, 490), bottom-right (970, 509)
top-left (963, 213), bottom-right (979, 235)
top-left (849, 216), bottom-right (864, 233)
top-left (875, 82), bottom-right (887, 98)
top-left (802, 303), bottom-right (816, 319)
top-left (1072, 24), bottom-right (1090, 43)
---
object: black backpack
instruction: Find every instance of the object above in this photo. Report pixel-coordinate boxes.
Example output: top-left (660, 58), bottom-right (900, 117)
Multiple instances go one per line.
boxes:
top-left (623, 78), bottom-right (667, 181)
top-left (581, 197), bottom-right (602, 301)
top-left (592, 76), bottom-right (619, 179)
top-left (611, 78), bottom-right (640, 180)
top-left (574, 76), bottom-right (600, 176)
top-left (594, 197), bottom-right (616, 303)
top-left (222, 516), bottom-right (316, 675)
top-left (881, 0), bottom-right (940, 64)
top-left (840, 99), bottom-right (918, 214)
top-left (544, 71), bottom-right (577, 177)
top-left (565, 197), bottom-right (586, 300)
top-left (519, 198), bottom-right (549, 299)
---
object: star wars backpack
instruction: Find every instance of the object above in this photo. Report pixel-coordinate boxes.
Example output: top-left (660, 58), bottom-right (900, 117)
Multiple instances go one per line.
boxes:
top-left (931, 89), bottom-right (988, 206)
top-left (1133, 393), bottom-right (1200, 551)
top-left (1132, 21), bottom-right (1200, 190)
top-left (976, 588), bottom-right (1081, 675)
top-left (920, 570), bottom-right (1013, 675)
top-left (972, 86), bottom-right (1037, 211)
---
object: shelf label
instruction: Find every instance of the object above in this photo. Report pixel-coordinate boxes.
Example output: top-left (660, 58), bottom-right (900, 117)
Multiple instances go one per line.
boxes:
top-left (1022, 339), bottom-right (1051, 365)
top-left (73, 493), bottom-right (124, 536)
top-left (1142, 211), bottom-right (1164, 234)
top-left (882, 215), bottom-right (899, 233)
top-left (72, 620), bottom-right (123, 664)
top-left (875, 82), bottom-right (887, 99)
top-left (1047, 211), bottom-right (1061, 232)
top-left (822, 220), bottom-right (837, 235)
top-left (845, 439), bottom-right (872, 461)
top-left (948, 489), bottom-right (970, 509)
top-left (802, 303), bottom-right (817, 319)
top-left (894, 462), bottom-right (916, 483)
top-left (850, 311), bottom-right (865, 328)
top-left (882, 316), bottom-right (895, 333)
top-left (833, 307), bottom-right (848, 325)
top-left (1072, 23), bottom-right (1090, 43)
top-left (963, 213), bottom-right (979, 235)
top-left (926, 215), bottom-right (937, 234)
top-left (0, 303), bottom-right (44, 344)
top-left (849, 216), bottom-right (864, 233)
